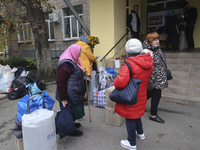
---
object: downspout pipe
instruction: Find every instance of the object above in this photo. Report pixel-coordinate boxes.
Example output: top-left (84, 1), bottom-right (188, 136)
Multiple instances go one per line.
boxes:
top-left (63, 0), bottom-right (90, 35)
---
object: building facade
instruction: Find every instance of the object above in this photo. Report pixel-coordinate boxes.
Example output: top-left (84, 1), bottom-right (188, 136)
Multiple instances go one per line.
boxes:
top-left (9, 0), bottom-right (200, 60)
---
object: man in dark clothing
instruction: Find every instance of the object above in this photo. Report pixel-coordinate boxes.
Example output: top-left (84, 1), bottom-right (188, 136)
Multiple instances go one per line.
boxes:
top-left (128, 4), bottom-right (141, 40)
top-left (183, 2), bottom-right (198, 49)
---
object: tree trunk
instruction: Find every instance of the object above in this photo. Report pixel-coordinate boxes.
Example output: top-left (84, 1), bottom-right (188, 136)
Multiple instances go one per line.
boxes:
top-left (24, 0), bottom-right (53, 76)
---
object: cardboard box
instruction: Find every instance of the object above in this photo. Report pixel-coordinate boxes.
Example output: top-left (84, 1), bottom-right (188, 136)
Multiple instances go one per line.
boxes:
top-left (14, 136), bottom-right (24, 150)
top-left (106, 59), bottom-right (115, 68)
top-left (106, 58), bottom-right (124, 69)
top-left (106, 86), bottom-right (115, 108)
top-left (105, 107), bottom-right (125, 127)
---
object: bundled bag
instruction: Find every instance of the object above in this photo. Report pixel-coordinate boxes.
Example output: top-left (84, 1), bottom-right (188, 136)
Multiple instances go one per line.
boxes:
top-left (25, 71), bottom-right (40, 82)
top-left (13, 66), bottom-right (26, 81)
top-left (12, 76), bottom-right (30, 88)
top-left (17, 91), bottom-right (55, 122)
top-left (26, 82), bottom-right (42, 96)
top-left (8, 87), bottom-right (28, 100)
top-left (109, 62), bottom-right (141, 105)
top-left (55, 102), bottom-right (76, 139)
top-left (0, 65), bottom-right (18, 93)
top-left (92, 89), bottom-right (106, 108)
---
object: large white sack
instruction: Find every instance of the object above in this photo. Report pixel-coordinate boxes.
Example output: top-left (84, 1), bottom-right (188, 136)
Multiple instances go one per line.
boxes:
top-left (0, 65), bottom-right (17, 93)
top-left (22, 109), bottom-right (57, 150)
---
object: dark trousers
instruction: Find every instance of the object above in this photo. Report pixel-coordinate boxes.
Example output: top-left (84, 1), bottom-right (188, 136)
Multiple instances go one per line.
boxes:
top-left (126, 118), bottom-right (143, 146)
top-left (131, 31), bottom-right (140, 40)
top-left (185, 24), bottom-right (195, 48)
top-left (147, 89), bottom-right (161, 116)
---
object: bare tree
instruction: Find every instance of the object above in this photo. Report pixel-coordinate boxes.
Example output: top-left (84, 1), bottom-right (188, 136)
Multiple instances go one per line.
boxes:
top-left (1, 0), bottom-right (54, 76)
top-left (20, 0), bottom-right (53, 76)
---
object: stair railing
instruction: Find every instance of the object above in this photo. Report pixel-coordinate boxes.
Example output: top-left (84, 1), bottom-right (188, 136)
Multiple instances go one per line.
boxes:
top-left (100, 29), bottom-right (131, 62)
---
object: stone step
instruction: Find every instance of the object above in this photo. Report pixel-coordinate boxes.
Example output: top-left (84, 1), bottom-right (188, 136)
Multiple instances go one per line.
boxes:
top-left (162, 93), bottom-right (200, 106)
top-left (163, 52), bottom-right (200, 106)
top-left (170, 71), bottom-right (200, 79)
top-left (168, 64), bottom-right (200, 72)
top-left (165, 52), bottom-right (200, 59)
top-left (168, 77), bottom-right (200, 87)
top-left (167, 58), bottom-right (200, 64)
top-left (163, 85), bottom-right (200, 98)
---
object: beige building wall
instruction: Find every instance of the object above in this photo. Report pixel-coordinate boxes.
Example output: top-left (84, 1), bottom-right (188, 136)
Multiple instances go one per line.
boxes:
top-left (90, 0), bottom-right (115, 59)
top-left (90, 0), bottom-right (126, 60)
top-left (188, 0), bottom-right (200, 47)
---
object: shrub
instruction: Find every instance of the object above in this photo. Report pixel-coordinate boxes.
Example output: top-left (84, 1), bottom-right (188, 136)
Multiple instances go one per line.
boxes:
top-left (0, 57), bottom-right (37, 69)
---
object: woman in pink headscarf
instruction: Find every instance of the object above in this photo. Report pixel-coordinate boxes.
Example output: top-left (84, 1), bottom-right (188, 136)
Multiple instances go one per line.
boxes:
top-left (56, 44), bottom-right (87, 137)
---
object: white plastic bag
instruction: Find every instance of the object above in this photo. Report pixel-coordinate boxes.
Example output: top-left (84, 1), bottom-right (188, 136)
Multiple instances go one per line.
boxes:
top-left (0, 65), bottom-right (17, 93)
top-left (179, 31), bottom-right (186, 51)
top-left (0, 64), bottom-right (5, 78)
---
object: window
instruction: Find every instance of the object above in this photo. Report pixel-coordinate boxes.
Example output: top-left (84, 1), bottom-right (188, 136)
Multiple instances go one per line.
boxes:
top-left (62, 5), bottom-right (83, 40)
top-left (46, 20), bottom-right (55, 41)
top-left (44, 12), bottom-right (55, 41)
top-left (17, 23), bottom-right (31, 43)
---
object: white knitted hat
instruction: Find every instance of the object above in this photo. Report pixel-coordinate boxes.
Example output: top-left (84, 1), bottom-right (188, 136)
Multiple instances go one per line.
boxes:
top-left (125, 39), bottom-right (143, 54)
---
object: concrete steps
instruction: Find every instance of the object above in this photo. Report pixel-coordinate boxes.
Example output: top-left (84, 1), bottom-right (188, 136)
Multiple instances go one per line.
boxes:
top-left (162, 52), bottom-right (200, 106)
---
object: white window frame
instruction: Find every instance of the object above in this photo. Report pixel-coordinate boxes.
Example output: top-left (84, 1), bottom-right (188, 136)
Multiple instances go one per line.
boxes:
top-left (17, 23), bottom-right (31, 43)
top-left (45, 19), bottom-right (55, 41)
top-left (62, 7), bottom-right (83, 41)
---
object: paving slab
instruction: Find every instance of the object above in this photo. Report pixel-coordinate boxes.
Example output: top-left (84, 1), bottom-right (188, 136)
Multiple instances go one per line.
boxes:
top-left (0, 83), bottom-right (200, 150)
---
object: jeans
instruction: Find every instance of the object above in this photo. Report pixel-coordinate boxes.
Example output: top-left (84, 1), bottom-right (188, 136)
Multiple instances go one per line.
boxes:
top-left (126, 118), bottom-right (143, 146)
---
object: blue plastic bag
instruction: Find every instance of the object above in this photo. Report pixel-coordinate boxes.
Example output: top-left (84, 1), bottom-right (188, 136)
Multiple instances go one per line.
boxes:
top-left (106, 67), bottom-right (116, 78)
top-left (26, 82), bottom-right (42, 96)
top-left (17, 91), bottom-right (55, 122)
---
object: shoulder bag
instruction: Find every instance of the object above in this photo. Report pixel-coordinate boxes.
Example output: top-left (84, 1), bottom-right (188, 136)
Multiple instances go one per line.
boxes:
top-left (159, 55), bottom-right (173, 80)
top-left (109, 62), bottom-right (141, 105)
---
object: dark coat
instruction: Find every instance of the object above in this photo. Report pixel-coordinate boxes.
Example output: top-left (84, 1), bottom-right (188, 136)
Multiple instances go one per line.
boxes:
top-left (56, 59), bottom-right (86, 105)
top-left (166, 15), bottom-right (180, 43)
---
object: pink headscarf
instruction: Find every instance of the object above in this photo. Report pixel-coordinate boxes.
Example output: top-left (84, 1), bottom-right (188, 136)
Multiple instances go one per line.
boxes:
top-left (59, 44), bottom-right (83, 70)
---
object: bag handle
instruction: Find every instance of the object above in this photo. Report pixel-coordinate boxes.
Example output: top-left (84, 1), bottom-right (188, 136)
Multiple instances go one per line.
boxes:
top-left (27, 94), bottom-right (45, 114)
top-left (124, 62), bottom-right (132, 78)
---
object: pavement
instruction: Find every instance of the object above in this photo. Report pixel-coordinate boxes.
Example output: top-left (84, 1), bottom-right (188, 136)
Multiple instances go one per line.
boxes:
top-left (0, 83), bottom-right (200, 150)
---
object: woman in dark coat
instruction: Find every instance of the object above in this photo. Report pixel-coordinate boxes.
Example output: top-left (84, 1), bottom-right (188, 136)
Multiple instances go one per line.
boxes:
top-left (166, 10), bottom-right (180, 50)
top-left (56, 44), bottom-right (87, 137)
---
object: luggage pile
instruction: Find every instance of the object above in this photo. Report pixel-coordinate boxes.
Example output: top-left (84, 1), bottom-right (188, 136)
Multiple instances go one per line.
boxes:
top-left (91, 67), bottom-right (115, 108)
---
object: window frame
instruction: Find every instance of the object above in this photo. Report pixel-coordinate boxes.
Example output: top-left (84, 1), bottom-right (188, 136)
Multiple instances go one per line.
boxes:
top-left (45, 19), bottom-right (55, 42)
top-left (17, 23), bottom-right (31, 43)
top-left (62, 6), bottom-right (83, 41)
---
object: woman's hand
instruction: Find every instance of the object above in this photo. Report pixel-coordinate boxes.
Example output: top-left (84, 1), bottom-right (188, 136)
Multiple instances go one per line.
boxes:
top-left (62, 100), bottom-right (68, 107)
top-left (83, 69), bottom-right (88, 75)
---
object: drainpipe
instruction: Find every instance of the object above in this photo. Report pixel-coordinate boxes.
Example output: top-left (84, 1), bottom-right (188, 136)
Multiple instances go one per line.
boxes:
top-left (63, 0), bottom-right (90, 35)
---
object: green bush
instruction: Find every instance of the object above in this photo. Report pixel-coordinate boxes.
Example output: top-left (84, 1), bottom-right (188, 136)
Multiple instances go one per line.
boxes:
top-left (0, 57), bottom-right (37, 69)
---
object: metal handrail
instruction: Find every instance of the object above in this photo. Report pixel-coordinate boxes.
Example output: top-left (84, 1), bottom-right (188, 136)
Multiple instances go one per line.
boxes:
top-left (111, 42), bottom-right (126, 59)
top-left (100, 29), bottom-right (131, 61)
